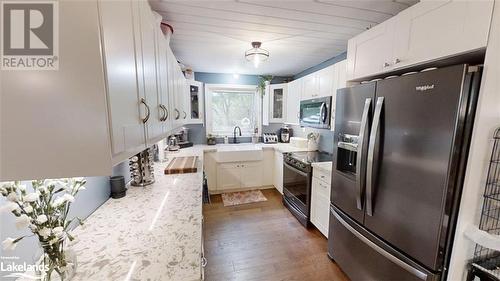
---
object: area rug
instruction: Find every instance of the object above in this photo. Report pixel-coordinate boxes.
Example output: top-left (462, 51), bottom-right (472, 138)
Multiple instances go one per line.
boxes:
top-left (221, 190), bottom-right (267, 206)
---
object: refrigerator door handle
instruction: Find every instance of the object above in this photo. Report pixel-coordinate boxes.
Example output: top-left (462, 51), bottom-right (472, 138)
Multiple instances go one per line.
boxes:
top-left (366, 97), bottom-right (384, 216)
top-left (355, 98), bottom-right (372, 210)
top-left (332, 208), bottom-right (429, 281)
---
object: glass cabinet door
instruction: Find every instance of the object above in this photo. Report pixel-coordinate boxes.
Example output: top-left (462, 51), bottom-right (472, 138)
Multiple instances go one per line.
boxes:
top-left (269, 83), bottom-right (287, 123)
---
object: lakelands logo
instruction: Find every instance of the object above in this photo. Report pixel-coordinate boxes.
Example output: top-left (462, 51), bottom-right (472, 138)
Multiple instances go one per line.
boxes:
top-left (1, 256), bottom-right (49, 279)
top-left (1, 1), bottom-right (59, 70)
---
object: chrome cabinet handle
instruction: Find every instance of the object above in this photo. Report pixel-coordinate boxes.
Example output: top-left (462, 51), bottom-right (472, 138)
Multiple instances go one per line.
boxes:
top-left (183, 110), bottom-right (187, 119)
top-left (159, 105), bottom-right (166, 121)
top-left (159, 105), bottom-right (168, 121)
top-left (162, 105), bottom-right (169, 121)
top-left (174, 109), bottom-right (180, 120)
top-left (383, 62), bottom-right (391, 68)
top-left (355, 98), bottom-right (372, 211)
top-left (201, 256), bottom-right (207, 268)
top-left (140, 98), bottom-right (150, 123)
top-left (366, 97), bottom-right (384, 216)
top-left (394, 58), bottom-right (401, 65)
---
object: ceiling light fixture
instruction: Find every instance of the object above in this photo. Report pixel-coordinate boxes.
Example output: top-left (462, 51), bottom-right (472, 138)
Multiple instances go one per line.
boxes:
top-left (245, 41), bottom-right (269, 68)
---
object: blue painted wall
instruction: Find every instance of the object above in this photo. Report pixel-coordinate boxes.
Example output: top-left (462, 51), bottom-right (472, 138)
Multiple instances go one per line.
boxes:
top-left (294, 52), bottom-right (347, 80)
top-left (0, 161), bottom-right (131, 279)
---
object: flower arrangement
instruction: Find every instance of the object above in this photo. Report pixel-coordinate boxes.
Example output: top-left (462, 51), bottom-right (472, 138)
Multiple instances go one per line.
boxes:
top-left (0, 178), bottom-right (86, 280)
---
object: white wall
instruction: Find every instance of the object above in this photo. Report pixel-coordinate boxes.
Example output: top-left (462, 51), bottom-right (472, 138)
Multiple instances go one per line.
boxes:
top-left (448, 1), bottom-right (500, 280)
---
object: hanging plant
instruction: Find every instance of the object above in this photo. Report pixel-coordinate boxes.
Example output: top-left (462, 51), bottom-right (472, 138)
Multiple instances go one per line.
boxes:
top-left (257, 75), bottom-right (273, 97)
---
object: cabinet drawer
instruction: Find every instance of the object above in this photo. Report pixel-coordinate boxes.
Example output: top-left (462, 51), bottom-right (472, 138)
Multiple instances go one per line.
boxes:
top-left (313, 168), bottom-right (331, 185)
top-left (312, 176), bottom-right (331, 198)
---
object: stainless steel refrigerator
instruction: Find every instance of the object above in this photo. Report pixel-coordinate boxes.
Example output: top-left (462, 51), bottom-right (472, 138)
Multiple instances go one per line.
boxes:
top-left (328, 64), bottom-right (482, 281)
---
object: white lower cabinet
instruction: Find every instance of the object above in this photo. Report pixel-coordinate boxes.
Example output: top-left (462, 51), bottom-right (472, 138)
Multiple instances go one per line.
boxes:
top-left (216, 161), bottom-right (263, 191)
top-left (273, 151), bottom-right (284, 194)
top-left (311, 171), bottom-right (331, 237)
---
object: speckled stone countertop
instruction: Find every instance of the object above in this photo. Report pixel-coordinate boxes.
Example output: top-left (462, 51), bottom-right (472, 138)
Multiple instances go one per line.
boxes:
top-left (71, 147), bottom-right (205, 281)
top-left (311, 161), bottom-right (333, 173)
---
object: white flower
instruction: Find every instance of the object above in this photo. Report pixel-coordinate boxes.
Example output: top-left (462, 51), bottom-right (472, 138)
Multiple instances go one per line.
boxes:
top-left (61, 194), bottom-right (75, 203)
top-left (38, 227), bottom-right (51, 239)
top-left (52, 226), bottom-right (64, 238)
top-left (2, 238), bottom-right (17, 251)
top-left (23, 192), bottom-right (39, 203)
top-left (15, 214), bottom-right (31, 229)
top-left (52, 197), bottom-right (65, 207)
top-left (23, 205), bottom-right (33, 213)
top-left (37, 186), bottom-right (47, 194)
top-left (18, 185), bottom-right (26, 192)
top-left (6, 192), bottom-right (18, 202)
top-left (36, 215), bottom-right (48, 224)
top-left (0, 202), bottom-right (19, 213)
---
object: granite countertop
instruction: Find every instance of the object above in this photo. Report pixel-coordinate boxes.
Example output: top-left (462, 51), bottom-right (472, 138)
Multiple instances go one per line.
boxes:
top-left (71, 147), bottom-right (205, 281)
top-left (311, 161), bottom-right (333, 173)
top-left (195, 142), bottom-right (312, 153)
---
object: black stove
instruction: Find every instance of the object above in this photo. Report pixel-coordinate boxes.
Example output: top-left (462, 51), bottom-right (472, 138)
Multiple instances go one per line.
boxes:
top-left (282, 151), bottom-right (332, 227)
top-left (284, 151), bottom-right (332, 171)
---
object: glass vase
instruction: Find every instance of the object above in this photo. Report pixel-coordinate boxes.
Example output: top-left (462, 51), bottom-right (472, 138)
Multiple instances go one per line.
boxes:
top-left (36, 239), bottom-right (77, 281)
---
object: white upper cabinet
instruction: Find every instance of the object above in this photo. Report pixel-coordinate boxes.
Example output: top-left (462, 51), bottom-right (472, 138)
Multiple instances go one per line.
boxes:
top-left (346, 18), bottom-right (395, 81)
top-left (0, 0), bottom-right (181, 181)
top-left (99, 0), bottom-right (146, 165)
top-left (285, 79), bottom-right (301, 125)
top-left (346, 0), bottom-right (494, 81)
top-left (186, 81), bottom-right (204, 125)
top-left (392, 0), bottom-right (494, 69)
top-left (317, 65), bottom-right (336, 98)
top-left (269, 83), bottom-right (287, 123)
top-left (301, 72), bottom-right (318, 99)
top-left (154, 15), bottom-right (172, 135)
top-left (331, 60), bottom-right (347, 132)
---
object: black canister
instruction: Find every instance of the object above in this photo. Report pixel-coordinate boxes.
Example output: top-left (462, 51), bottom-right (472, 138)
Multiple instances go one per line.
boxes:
top-left (110, 176), bottom-right (126, 199)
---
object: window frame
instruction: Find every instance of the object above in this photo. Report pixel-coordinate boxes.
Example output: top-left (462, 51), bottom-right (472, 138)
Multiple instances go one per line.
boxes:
top-left (204, 84), bottom-right (261, 137)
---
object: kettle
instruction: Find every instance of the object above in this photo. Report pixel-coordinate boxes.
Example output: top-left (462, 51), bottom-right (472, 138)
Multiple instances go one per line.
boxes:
top-left (167, 135), bottom-right (180, 151)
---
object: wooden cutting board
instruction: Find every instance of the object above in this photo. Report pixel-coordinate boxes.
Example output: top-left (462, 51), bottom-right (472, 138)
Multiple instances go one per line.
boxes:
top-left (164, 156), bottom-right (198, 174)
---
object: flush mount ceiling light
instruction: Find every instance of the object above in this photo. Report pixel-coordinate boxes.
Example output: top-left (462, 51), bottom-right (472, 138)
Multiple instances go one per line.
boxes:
top-left (245, 41), bottom-right (269, 68)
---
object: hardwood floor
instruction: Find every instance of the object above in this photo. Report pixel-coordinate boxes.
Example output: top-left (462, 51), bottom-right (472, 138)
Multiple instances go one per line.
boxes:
top-left (203, 188), bottom-right (350, 281)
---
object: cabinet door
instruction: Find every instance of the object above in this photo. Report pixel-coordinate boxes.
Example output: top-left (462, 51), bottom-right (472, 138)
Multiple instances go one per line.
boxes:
top-left (155, 19), bottom-right (172, 136)
top-left (317, 65), bottom-right (335, 98)
top-left (331, 60), bottom-right (347, 132)
top-left (346, 18), bottom-right (395, 80)
top-left (262, 84), bottom-right (270, 126)
top-left (273, 151), bottom-right (284, 194)
top-left (138, 2), bottom-right (162, 144)
top-left (269, 83), bottom-right (287, 123)
top-left (285, 80), bottom-right (301, 125)
top-left (217, 163), bottom-right (240, 190)
top-left (311, 177), bottom-right (331, 237)
top-left (204, 152), bottom-right (217, 191)
top-left (301, 73), bottom-right (318, 99)
top-left (393, 0), bottom-right (493, 69)
top-left (99, 0), bottom-right (146, 164)
top-left (262, 150), bottom-right (274, 186)
top-left (240, 162), bottom-right (263, 188)
top-left (186, 81), bottom-right (204, 124)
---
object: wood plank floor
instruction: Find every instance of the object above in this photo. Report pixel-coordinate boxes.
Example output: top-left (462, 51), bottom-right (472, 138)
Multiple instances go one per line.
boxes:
top-left (203, 188), bottom-right (350, 281)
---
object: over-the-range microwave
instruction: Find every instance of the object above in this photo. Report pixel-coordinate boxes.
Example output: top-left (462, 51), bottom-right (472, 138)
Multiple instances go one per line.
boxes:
top-left (299, 96), bottom-right (331, 129)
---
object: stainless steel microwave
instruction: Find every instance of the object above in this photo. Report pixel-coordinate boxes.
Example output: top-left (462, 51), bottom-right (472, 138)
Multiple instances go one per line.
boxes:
top-left (299, 96), bottom-right (331, 129)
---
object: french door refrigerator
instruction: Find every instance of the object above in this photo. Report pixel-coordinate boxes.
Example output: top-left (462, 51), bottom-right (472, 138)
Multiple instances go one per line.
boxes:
top-left (328, 64), bottom-right (482, 281)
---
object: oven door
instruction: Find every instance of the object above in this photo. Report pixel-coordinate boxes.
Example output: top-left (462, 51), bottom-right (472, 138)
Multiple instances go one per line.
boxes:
top-left (283, 162), bottom-right (310, 216)
top-left (299, 96), bottom-right (331, 129)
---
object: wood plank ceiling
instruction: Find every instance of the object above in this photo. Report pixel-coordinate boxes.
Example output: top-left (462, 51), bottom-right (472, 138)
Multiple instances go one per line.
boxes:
top-left (150, 0), bottom-right (418, 76)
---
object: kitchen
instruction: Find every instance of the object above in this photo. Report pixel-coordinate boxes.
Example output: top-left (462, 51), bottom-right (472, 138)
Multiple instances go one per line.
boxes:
top-left (1, 0), bottom-right (500, 281)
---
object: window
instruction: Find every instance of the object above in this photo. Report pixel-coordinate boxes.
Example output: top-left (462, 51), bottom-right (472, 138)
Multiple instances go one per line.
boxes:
top-left (205, 84), bottom-right (260, 136)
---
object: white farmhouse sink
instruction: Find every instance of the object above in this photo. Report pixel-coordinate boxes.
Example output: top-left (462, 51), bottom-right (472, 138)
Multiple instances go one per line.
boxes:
top-left (216, 144), bottom-right (263, 163)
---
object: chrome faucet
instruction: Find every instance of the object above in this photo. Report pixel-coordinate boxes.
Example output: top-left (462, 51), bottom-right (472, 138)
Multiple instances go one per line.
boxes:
top-left (233, 126), bottom-right (242, 144)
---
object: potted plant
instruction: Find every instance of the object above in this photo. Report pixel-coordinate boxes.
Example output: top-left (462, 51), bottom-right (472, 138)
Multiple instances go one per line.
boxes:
top-left (257, 75), bottom-right (273, 96)
top-left (1, 179), bottom-right (86, 280)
